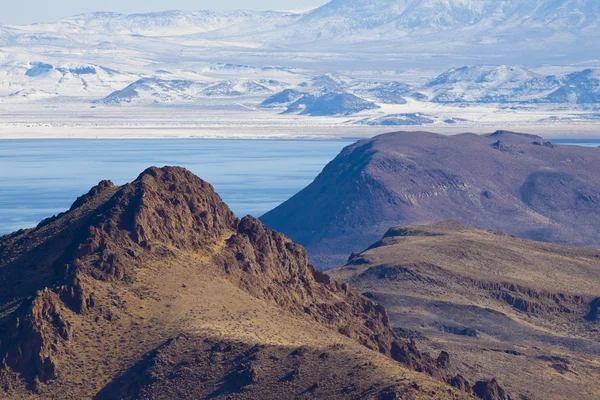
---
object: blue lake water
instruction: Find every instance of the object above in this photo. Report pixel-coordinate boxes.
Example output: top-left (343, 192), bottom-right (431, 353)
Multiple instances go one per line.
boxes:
top-left (0, 140), bottom-right (353, 235)
top-left (0, 138), bottom-right (597, 236)
top-left (552, 139), bottom-right (600, 147)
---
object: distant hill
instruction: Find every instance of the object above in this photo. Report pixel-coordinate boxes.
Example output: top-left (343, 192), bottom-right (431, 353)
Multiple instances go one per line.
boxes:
top-left (0, 60), bottom-right (136, 99)
top-left (261, 130), bottom-right (600, 268)
top-left (329, 221), bottom-right (600, 400)
top-left (259, 88), bottom-right (305, 109)
top-left (284, 92), bottom-right (380, 116)
top-left (102, 78), bottom-right (281, 104)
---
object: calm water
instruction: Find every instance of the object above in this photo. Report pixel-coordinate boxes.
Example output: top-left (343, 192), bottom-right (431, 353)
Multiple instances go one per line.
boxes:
top-left (553, 139), bottom-right (600, 147)
top-left (0, 140), bottom-right (353, 235)
top-left (0, 138), bottom-right (597, 236)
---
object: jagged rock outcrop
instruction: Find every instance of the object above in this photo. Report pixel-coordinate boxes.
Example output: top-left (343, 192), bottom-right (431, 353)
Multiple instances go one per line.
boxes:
top-left (0, 290), bottom-right (69, 383)
top-left (217, 215), bottom-right (430, 366)
top-left (473, 379), bottom-right (511, 400)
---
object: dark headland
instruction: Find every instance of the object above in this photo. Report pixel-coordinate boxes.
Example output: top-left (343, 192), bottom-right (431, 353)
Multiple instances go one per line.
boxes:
top-left (262, 130), bottom-right (600, 269)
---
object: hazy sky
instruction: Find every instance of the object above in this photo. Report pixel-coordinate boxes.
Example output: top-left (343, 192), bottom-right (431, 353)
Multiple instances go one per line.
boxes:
top-left (0, 0), bottom-right (328, 25)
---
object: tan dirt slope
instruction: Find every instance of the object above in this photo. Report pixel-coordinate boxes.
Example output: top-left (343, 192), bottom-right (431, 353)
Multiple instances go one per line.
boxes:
top-left (330, 221), bottom-right (600, 400)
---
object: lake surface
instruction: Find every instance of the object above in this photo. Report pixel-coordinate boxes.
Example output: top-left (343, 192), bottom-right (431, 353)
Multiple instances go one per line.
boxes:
top-left (0, 140), bottom-right (353, 235)
top-left (553, 139), bottom-right (600, 147)
top-left (0, 138), bottom-right (597, 236)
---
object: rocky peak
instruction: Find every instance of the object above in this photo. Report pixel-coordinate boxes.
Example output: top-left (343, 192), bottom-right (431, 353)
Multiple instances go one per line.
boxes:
top-left (0, 167), bottom-right (504, 398)
top-left (1, 167), bottom-right (240, 383)
top-left (109, 166), bottom-right (238, 249)
top-left (69, 180), bottom-right (116, 211)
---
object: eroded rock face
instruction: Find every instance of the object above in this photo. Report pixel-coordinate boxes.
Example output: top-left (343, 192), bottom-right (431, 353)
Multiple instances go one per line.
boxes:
top-left (0, 290), bottom-right (69, 383)
top-left (473, 379), bottom-right (511, 400)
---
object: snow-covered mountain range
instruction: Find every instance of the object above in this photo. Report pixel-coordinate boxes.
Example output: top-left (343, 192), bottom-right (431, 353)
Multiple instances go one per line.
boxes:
top-left (301, 0), bottom-right (600, 34)
top-left (1, 0), bottom-right (599, 61)
top-left (3, 57), bottom-right (600, 118)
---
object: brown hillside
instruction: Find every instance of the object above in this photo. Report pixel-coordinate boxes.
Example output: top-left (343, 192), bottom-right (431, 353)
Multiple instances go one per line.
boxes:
top-left (261, 130), bottom-right (600, 269)
top-left (330, 222), bottom-right (600, 400)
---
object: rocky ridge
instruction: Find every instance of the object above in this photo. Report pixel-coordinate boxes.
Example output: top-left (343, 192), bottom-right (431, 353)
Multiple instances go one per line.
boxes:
top-left (0, 167), bottom-right (505, 399)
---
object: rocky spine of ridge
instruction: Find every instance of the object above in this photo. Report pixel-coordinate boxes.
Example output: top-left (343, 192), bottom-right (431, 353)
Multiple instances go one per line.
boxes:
top-left (0, 167), bottom-right (503, 398)
top-left (215, 215), bottom-right (460, 381)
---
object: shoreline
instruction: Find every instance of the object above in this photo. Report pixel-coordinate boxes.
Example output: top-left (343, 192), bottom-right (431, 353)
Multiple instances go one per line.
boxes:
top-left (0, 129), bottom-right (599, 141)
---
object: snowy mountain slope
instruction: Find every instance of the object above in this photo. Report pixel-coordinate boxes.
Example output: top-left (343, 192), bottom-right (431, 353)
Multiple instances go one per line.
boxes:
top-left (101, 78), bottom-right (208, 104)
top-left (0, 60), bottom-right (138, 98)
top-left (1, 1), bottom-right (600, 73)
top-left (239, 0), bottom-right (599, 66)
top-left (307, 74), bottom-right (350, 91)
top-left (101, 78), bottom-right (284, 104)
top-left (284, 92), bottom-right (380, 116)
top-left (424, 65), bottom-right (543, 103)
top-left (204, 63), bottom-right (297, 75)
top-left (260, 89), bottom-right (306, 109)
top-left (298, 0), bottom-right (600, 38)
top-left (6, 1), bottom-right (600, 42)
top-left (11, 10), bottom-right (300, 37)
top-left (356, 113), bottom-right (435, 126)
top-left (0, 25), bottom-right (16, 44)
top-left (202, 79), bottom-right (277, 97)
top-left (544, 69), bottom-right (600, 104)
top-left (423, 65), bottom-right (600, 104)
top-left (351, 81), bottom-right (426, 104)
top-left (298, 0), bottom-right (496, 37)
